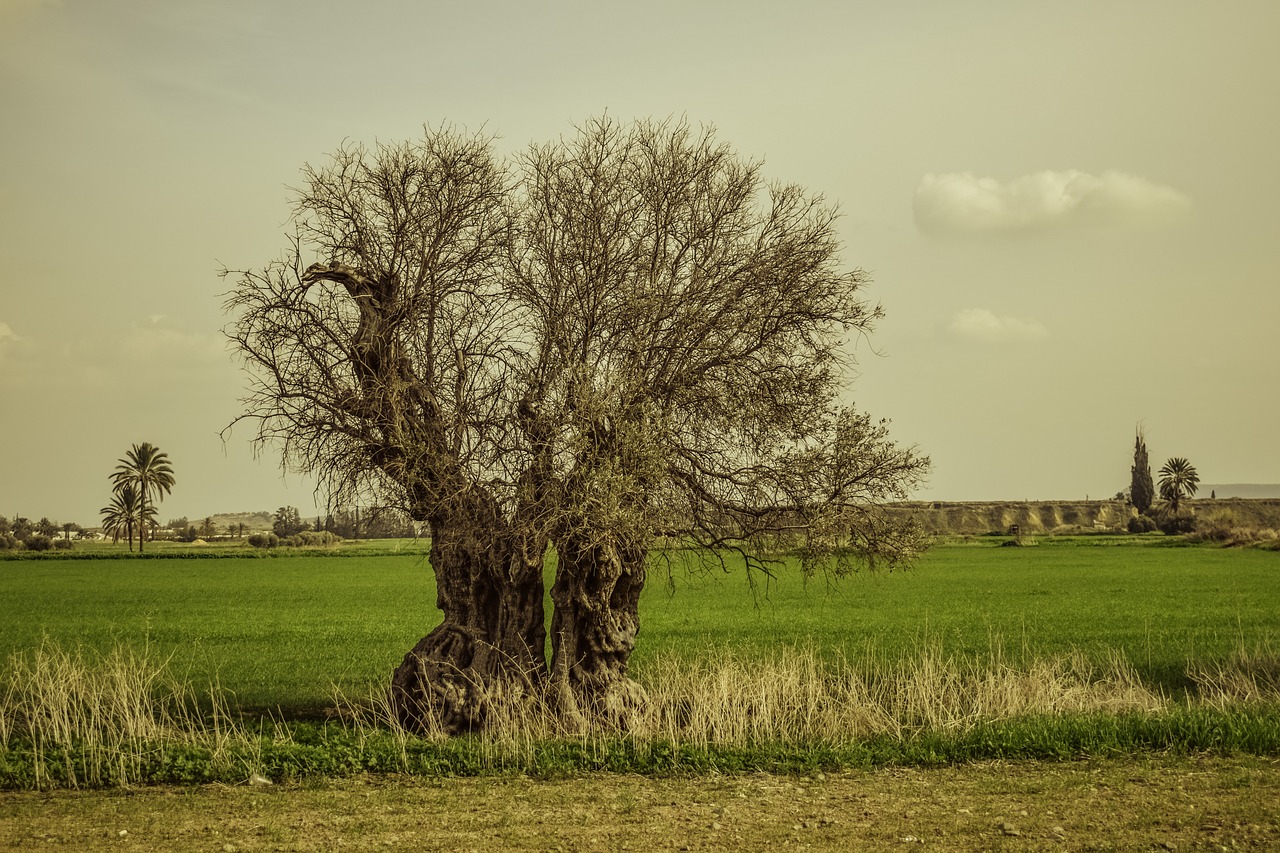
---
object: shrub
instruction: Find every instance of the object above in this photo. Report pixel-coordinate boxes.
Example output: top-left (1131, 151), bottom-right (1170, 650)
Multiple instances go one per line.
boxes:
top-left (1127, 515), bottom-right (1158, 534)
top-left (286, 530), bottom-right (342, 548)
top-left (1152, 507), bottom-right (1196, 535)
top-left (1189, 523), bottom-right (1280, 548)
top-left (0, 533), bottom-right (21, 550)
top-left (23, 535), bottom-right (52, 552)
top-left (52, 538), bottom-right (73, 551)
top-left (247, 533), bottom-right (279, 549)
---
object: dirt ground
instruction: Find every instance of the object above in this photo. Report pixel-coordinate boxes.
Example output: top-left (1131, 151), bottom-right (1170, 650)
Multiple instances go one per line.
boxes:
top-left (2, 756), bottom-right (1277, 851)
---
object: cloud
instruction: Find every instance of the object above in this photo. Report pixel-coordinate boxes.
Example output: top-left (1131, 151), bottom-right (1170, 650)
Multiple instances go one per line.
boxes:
top-left (118, 316), bottom-right (225, 363)
top-left (914, 170), bottom-right (1191, 238)
top-left (0, 321), bottom-right (23, 360)
top-left (1, 316), bottom-right (229, 393)
top-left (0, 321), bottom-right (33, 384)
top-left (950, 308), bottom-right (1048, 344)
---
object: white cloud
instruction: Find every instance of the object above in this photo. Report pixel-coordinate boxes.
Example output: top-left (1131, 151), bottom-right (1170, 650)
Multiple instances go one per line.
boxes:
top-left (950, 308), bottom-right (1048, 344)
top-left (914, 170), bottom-right (1191, 238)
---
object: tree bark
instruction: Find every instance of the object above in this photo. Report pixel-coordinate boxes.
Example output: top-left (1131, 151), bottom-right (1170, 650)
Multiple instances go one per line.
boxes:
top-left (547, 533), bottom-right (648, 731)
top-left (389, 518), bottom-right (548, 734)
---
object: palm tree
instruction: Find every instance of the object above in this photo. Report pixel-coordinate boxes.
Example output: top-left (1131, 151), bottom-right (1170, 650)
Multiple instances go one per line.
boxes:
top-left (101, 484), bottom-right (142, 551)
top-left (111, 442), bottom-right (175, 553)
top-left (1158, 457), bottom-right (1200, 513)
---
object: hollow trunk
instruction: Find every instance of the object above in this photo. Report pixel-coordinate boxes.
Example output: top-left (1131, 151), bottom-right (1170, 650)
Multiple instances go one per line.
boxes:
top-left (547, 533), bottom-right (648, 730)
top-left (389, 519), bottom-right (548, 734)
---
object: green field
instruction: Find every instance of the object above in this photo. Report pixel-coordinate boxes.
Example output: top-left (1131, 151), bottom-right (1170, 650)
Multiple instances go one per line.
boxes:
top-left (2, 539), bottom-right (1276, 712)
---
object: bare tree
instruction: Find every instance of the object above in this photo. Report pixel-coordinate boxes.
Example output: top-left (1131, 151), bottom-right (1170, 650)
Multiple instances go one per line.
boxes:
top-left (223, 118), bottom-right (928, 733)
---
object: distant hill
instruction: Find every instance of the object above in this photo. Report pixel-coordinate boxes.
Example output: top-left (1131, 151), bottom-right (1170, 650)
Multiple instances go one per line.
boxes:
top-left (207, 511), bottom-right (275, 533)
top-left (888, 498), bottom-right (1280, 536)
top-left (1200, 484), bottom-right (1280, 499)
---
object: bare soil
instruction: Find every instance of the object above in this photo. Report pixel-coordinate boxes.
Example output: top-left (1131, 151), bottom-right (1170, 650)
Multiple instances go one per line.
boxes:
top-left (2, 756), bottom-right (1277, 851)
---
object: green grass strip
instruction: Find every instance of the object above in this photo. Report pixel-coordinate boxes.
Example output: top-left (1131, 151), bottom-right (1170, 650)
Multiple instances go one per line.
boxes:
top-left (4, 705), bottom-right (1279, 789)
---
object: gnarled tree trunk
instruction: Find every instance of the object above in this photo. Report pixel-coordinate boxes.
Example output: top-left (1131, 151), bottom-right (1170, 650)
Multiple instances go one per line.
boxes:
top-left (390, 517), bottom-right (548, 734)
top-left (547, 533), bottom-right (648, 731)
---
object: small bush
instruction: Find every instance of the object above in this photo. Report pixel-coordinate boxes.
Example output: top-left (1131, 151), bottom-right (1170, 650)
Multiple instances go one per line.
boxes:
top-left (52, 539), bottom-right (73, 551)
top-left (22, 535), bottom-right (52, 552)
top-left (247, 533), bottom-right (279, 549)
top-left (284, 530), bottom-right (342, 548)
top-left (1154, 511), bottom-right (1196, 535)
top-left (1190, 525), bottom-right (1280, 548)
top-left (1127, 515), bottom-right (1159, 534)
top-left (0, 533), bottom-right (21, 551)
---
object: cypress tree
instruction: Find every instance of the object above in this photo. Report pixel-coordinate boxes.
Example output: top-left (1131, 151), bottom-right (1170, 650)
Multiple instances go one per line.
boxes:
top-left (1130, 428), bottom-right (1155, 514)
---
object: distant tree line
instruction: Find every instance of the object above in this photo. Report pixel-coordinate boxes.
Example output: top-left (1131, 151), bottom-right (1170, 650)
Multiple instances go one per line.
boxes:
top-left (273, 505), bottom-right (417, 540)
top-left (0, 515), bottom-right (80, 551)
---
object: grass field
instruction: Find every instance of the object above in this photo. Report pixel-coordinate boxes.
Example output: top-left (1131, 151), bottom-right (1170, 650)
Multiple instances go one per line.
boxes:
top-left (2, 537), bottom-right (1279, 790)
top-left (1, 538), bottom-right (1276, 711)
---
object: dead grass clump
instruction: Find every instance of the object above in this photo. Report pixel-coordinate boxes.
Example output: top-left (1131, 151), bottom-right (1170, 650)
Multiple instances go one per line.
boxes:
top-left (0, 639), bottom-right (247, 788)
top-left (1187, 643), bottom-right (1280, 707)
top-left (642, 645), bottom-right (1161, 744)
top-left (337, 644), bottom-right (1165, 750)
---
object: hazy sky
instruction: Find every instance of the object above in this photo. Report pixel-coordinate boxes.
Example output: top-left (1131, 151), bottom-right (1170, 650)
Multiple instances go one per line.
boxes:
top-left (2, 0), bottom-right (1277, 524)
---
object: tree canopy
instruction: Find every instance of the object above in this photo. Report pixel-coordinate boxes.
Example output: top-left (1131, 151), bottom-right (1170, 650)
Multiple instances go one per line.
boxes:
top-left (1158, 457), bottom-right (1199, 513)
top-left (224, 117), bottom-right (928, 732)
top-left (110, 443), bottom-right (174, 553)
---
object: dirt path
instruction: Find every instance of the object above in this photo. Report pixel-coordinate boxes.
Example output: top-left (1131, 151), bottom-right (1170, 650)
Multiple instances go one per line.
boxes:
top-left (3, 756), bottom-right (1277, 851)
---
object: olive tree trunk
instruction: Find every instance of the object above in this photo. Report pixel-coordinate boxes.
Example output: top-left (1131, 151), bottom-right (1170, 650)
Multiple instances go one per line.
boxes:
top-left (547, 534), bottom-right (648, 730)
top-left (389, 520), bottom-right (548, 734)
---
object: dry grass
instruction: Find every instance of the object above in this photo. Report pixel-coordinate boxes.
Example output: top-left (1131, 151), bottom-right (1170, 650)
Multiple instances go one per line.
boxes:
top-left (0, 639), bottom-right (248, 788)
top-left (7, 637), bottom-right (1276, 790)
top-left (644, 645), bottom-right (1162, 744)
top-left (337, 643), bottom-right (1167, 750)
top-left (1188, 641), bottom-right (1280, 708)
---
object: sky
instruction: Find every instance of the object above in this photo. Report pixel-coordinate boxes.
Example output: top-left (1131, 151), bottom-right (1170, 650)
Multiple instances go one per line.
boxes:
top-left (2, 0), bottom-right (1278, 525)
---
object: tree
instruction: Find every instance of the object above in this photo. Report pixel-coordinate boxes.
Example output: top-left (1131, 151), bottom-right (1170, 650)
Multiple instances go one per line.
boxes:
top-left (111, 443), bottom-right (175, 553)
top-left (1158, 457), bottom-right (1199, 513)
top-left (273, 506), bottom-right (306, 537)
top-left (36, 517), bottom-right (58, 538)
top-left (1129, 427), bottom-right (1155, 515)
top-left (224, 118), bottom-right (928, 733)
top-left (101, 484), bottom-right (143, 550)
